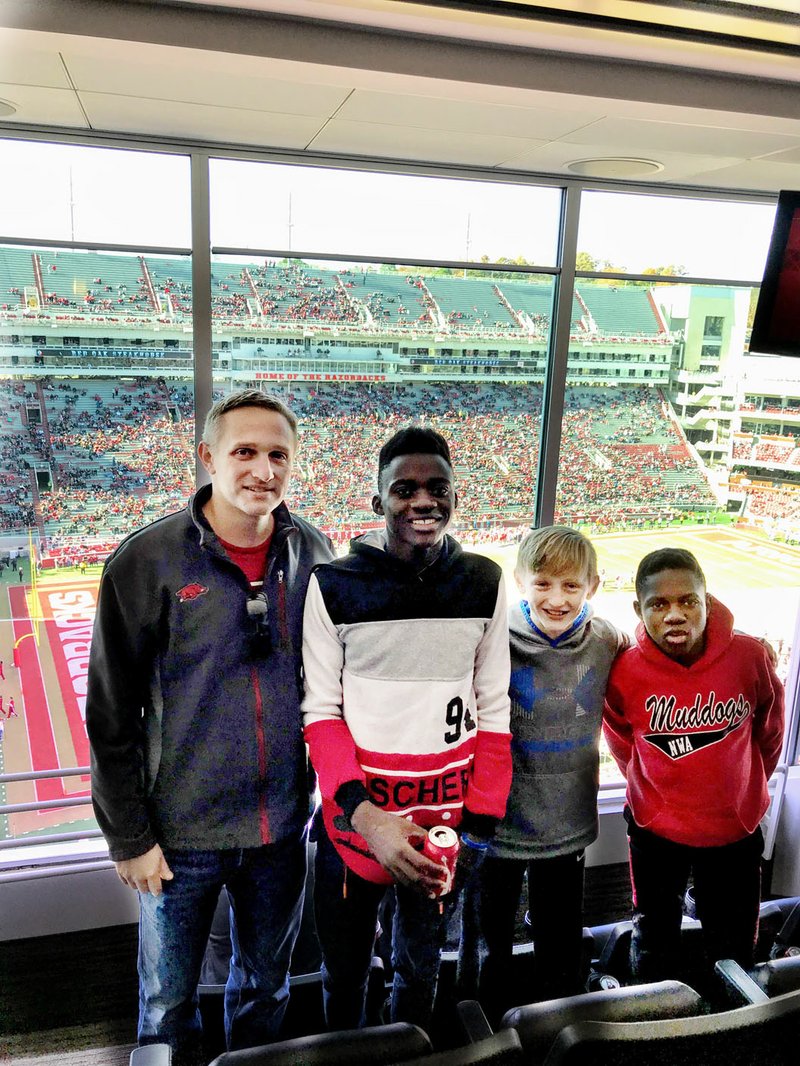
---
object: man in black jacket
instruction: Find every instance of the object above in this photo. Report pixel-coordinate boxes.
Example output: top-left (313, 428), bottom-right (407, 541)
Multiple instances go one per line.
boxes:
top-left (87, 389), bottom-right (332, 1066)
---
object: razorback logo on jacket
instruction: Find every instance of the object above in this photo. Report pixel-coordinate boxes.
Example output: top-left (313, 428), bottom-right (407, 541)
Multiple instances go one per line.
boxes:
top-left (643, 691), bottom-right (751, 760)
top-left (175, 582), bottom-right (209, 603)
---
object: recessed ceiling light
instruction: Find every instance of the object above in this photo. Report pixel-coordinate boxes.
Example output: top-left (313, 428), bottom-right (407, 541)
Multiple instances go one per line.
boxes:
top-left (567, 158), bottom-right (664, 178)
top-left (0, 99), bottom-right (17, 117)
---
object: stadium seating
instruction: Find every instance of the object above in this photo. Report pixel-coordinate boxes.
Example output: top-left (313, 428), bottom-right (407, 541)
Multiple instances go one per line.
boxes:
top-left (129, 1023), bottom-right (431, 1066)
top-left (1, 376), bottom-right (723, 547)
top-left (456, 980), bottom-right (702, 1060)
top-left (532, 988), bottom-right (800, 1064)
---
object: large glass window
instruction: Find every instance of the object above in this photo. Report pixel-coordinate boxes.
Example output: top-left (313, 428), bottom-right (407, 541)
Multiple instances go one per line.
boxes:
top-left (565, 192), bottom-right (799, 781)
top-left (577, 191), bottom-right (775, 281)
top-left (0, 140), bottom-right (190, 248)
top-left (2, 138), bottom-right (798, 870)
top-left (0, 142), bottom-right (192, 863)
top-left (209, 252), bottom-right (554, 549)
top-left (210, 160), bottom-right (561, 265)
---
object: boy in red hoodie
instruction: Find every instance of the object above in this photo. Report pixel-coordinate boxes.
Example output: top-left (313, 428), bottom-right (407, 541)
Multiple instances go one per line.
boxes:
top-left (603, 547), bottom-right (784, 981)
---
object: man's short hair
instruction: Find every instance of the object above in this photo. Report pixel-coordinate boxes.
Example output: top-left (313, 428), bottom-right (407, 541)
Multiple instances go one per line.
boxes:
top-left (202, 389), bottom-right (298, 448)
top-left (377, 426), bottom-right (452, 486)
top-left (515, 525), bottom-right (598, 582)
top-left (635, 547), bottom-right (706, 598)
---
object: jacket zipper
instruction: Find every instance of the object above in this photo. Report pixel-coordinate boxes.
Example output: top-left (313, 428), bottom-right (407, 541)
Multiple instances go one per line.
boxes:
top-left (249, 524), bottom-right (296, 840)
top-left (277, 569), bottom-right (289, 647)
top-left (251, 665), bottom-right (270, 845)
top-left (251, 537), bottom-right (293, 844)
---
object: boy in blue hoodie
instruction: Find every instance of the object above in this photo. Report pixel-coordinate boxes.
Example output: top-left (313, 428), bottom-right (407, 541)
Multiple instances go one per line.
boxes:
top-left (468, 525), bottom-right (627, 1021)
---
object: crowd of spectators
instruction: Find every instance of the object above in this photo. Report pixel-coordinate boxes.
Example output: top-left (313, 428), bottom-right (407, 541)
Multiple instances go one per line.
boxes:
top-left (247, 263), bottom-right (362, 326)
top-left (753, 439), bottom-right (797, 464)
top-left (746, 486), bottom-right (800, 524)
top-left (0, 378), bottom-right (49, 528)
top-left (2, 253), bottom-right (662, 342)
top-left (0, 377), bottom-right (739, 559)
top-left (731, 434), bottom-right (799, 467)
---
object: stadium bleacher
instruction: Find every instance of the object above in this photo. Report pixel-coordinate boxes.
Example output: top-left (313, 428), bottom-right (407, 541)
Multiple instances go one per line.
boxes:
top-left (0, 250), bottom-right (675, 348)
top-left (0, 377), bottom-right (720, 555)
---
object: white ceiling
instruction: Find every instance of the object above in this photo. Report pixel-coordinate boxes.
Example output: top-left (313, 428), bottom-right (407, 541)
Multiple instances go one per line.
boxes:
top-left (1, 0), bottom-right (800, 192)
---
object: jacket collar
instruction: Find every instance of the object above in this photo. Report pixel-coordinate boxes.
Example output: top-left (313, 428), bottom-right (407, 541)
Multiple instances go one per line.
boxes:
top-left (349, 529), bottom-right (461, 577)
top-left (188, 484), bottom-right (297, 553)
top-left (513, 599), bottom-right (594, 648)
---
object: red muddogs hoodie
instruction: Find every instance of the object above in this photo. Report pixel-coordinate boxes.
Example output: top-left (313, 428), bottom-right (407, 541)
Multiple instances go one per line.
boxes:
top-left (603, 596), bottom-right (784, 848)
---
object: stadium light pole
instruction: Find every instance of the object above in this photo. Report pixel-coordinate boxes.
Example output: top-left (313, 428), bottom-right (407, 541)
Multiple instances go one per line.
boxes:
top-left (191, 151), bottom-right (213, 487)
top-left (534, 183), bottom-right (580, 528)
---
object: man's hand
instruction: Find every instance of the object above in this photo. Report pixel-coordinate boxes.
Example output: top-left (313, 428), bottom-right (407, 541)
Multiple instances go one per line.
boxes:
top-left (115, 843), bottom-right (174, 896)
top-left (351, 803), bottom-right (446, 895)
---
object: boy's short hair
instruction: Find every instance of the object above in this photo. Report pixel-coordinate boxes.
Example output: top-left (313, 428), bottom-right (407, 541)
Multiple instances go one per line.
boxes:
top-left (202, 389), bottom-right (298, 448)
top-left (635, 547), bottom-right (706, 598)
top-left (377, 426), bottom-right (452, 485)
top-left (515, 525), bottom-right (598, 582)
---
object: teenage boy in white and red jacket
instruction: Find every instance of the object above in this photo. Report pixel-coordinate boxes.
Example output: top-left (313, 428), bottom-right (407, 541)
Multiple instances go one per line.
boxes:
top-left (603, 547), bottom-right (784, 982)
top-left (302, 426), bottom-right (512, 1032)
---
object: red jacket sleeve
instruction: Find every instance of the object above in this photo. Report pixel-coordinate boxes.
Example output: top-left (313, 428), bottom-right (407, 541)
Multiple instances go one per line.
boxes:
top-left (752, 644), bottom-right (785, 780)
top-left (603, 662), bottom-right (634, 779)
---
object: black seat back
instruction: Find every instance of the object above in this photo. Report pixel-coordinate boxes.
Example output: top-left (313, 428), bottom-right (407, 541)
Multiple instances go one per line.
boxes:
top-left (501, 980), bottom-right (701, 1060)
top-left (541, 987), bottom-right (800, 1065)
top-left (754, 954), bottom-right (800, 997)
top-left (398, 1029), bottom-right (525, 1066)
top-left (207, 1022), bottom-right (431, 1065)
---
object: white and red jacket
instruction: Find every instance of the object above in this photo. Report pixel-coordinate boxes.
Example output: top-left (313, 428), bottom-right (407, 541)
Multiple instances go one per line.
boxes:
top-left (603, 596), bottom-right (784, 848)
top-left (302, 532), bottom-right (512, 883)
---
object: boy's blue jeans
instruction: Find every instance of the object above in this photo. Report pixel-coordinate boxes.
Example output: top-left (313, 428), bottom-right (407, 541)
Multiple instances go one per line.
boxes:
top-left (313, 819), bottom-right (452, 1032)
top-left (137, 835), bottom-right (306, 1066)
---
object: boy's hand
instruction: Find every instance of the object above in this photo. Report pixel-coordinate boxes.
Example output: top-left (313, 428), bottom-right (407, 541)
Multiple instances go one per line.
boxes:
top-left (351, 802), bottom-right (447, 895)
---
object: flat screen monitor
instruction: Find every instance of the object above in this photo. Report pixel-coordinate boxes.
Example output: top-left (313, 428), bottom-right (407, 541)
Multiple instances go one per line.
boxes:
top-left (750, 190), bottom-right (800, 358)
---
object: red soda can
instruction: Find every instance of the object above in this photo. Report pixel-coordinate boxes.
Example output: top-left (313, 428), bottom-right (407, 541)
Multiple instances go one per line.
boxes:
top-left (423, 825), bottom-right (460, 897)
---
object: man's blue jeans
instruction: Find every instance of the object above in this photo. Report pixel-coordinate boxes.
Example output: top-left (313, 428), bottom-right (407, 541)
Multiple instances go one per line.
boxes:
top-left (314, 819), bottom-right (452, 1033)
top-left (137, 834), bottom-right (306, 1066)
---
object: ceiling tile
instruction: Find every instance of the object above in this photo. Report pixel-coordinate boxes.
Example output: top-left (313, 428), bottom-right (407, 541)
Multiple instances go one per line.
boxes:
top-left (0, 83), bottom-right (88, 127)
top-left (338, 89), bottom-right (601, 139)
top-left (309, 118), bottom-right (547, 165)
top-left (692, 157), bottom-right (800, 191)
top-left (80, 93), bottom-right (324, 148)
top-left (758, 144), bottom-right (800, 165)
top-left (63, 45), bottom-right (352, 116)
top-left (0, 35), bottom-right (72, 87)
top-left (560, 116), bottom-right (800, 157)
top-left (498, 138), bottom-right (744, 181)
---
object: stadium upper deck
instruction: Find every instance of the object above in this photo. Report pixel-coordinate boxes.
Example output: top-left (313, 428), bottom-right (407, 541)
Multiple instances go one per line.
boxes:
top-left (0, 249), bottom-right (669, 342)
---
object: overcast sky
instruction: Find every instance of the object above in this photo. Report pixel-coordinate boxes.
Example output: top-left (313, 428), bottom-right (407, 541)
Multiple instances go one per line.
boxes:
top-left (0, 138), bottom-right (776, 282)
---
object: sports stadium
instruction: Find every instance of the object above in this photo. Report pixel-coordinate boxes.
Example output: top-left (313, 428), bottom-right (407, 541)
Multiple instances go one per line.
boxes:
top-left (1, 248), bottom-right (799, 851)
